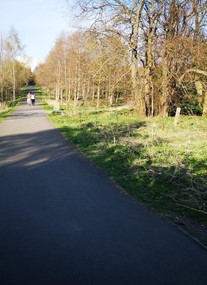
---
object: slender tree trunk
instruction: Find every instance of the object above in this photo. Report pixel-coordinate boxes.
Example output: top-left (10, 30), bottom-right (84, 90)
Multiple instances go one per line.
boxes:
top-left (74, 79), bottom-right (77, 105)
top-left (64, 55), bottom-right (67, 103)
top-left (60, 89), bottom-right (63, 105)
top-left (131, 0), bottom-right (145, 116)
top-left (12, 61), bottom-right (15, 101)
top-left (82, 84), bottom-right (85, 103)
top-left (0, 86), bottom-right (3, 102)
top-left (97, 83), bottom-right (100, 107)
top-left (92, 79), bottom-right (95, 101)
top-left (131, 56), bottom-right (145, 116)
top-left (86, 80), bottom-right (90, 101)
top-left (145, 5), bottom-right (154, 117)
top-left (55, 85), bottom-right (60, 101)
top-left (67, 68), bottom-right (71, 102)
top-left (160, 55), bottom-right (169, 116)
top-left (202, 91), bottom-right (207, 115)
top-left (77, 69), bottom-right (81, 101)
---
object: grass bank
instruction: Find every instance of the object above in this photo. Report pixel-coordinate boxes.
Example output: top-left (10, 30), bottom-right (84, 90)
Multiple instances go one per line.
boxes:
top-left (0, 86), bottom-right (28, 122)
top-left (0, 87), bottom-right (28, 122)
top-left (42, 99), bottom-right (207, 244)
top-left (0, 100), bottom-right (21, 122)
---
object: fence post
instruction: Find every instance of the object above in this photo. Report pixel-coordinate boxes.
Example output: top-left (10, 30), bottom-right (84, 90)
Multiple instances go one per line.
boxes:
top-left (174, 107), bottom-right (181, 126)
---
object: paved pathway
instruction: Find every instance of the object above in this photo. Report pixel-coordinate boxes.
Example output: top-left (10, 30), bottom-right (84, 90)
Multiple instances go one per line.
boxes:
top-left (0, 99), bottom-right (207, 285)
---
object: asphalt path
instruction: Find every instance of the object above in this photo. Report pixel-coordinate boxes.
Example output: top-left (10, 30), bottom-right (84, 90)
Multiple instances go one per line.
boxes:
top-left (0, 98), bottom-right (207, 285)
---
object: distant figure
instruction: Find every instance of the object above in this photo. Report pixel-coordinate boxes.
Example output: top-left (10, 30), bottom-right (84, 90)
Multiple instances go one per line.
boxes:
top-left (27, 92), bottom-right (31, 105)
top-left (31, 93), bottom-right (36, 105)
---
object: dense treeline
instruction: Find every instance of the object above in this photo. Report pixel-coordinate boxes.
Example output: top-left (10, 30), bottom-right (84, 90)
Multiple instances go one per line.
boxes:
top-left (0, 28), bottom-right (33, 102)
top-left (36, 0), bottom-right (207, 116)
top-left (36, 33), bottom-right (131, 107)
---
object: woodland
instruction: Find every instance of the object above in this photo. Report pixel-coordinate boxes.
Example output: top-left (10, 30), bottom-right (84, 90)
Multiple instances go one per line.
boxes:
top-left (35, 0), bottom-right (207, 117)
top-left (0, 1), bottom-right (207, 118)
top-left (0, 28), bottom-right (33, 104)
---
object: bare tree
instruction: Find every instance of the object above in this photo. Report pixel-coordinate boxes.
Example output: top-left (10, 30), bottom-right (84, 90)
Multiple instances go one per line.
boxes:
top-left (6, 27), bottom-right (22, 101)
top-left (140, 0), bottom-right (165, 116)
top-left (0, 28), bottom-right (29, 103)
top-left (71, 0), bottom-right (146, 115)
top-left (158, 0), bottom-right (207, 116)
top-left (36, 31), bottom-right (130, 107)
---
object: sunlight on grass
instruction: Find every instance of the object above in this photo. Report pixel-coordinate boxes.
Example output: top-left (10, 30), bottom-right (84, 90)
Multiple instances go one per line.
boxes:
top-left (46, 104), bottom-right (207, 225)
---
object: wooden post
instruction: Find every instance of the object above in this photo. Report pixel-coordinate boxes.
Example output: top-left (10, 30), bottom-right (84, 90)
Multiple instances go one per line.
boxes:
top-left (174, 107), bottom-right (181, 126)
top-left (53, 101), bottom-right (60, 112)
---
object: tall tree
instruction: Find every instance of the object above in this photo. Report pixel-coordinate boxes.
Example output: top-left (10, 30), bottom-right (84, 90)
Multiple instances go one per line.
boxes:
top-left (0, 28), bottom-right (29, 102)
top-left (36, 31), bottom-right (130, 106)
top-left (140, 0), bottom-right (165, 116)
top-left (156, 0), bottom-right (207, 115)
top-left (72, 0), bottom-right (146, 115)
top-left (6, 27), bottom-right (22, 101)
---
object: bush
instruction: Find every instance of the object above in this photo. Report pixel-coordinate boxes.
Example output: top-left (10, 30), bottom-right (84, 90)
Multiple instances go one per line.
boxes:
top-left (180, 99), bottom-right (202, 116)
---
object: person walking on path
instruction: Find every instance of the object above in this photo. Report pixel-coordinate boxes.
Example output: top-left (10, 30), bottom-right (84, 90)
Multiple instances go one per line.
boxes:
top-left (27, 92), bottom-right (31, 105)
top-left (31, 93), bottom-right (35, 105)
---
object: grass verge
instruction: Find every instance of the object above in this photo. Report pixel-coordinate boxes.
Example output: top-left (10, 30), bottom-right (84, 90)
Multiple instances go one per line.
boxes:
top-left (0, 96), bottom-right (24, 122)
top-left (0, 85), bottom-right (38, 122)
top-left (42, 101), bottom-right (207, 245)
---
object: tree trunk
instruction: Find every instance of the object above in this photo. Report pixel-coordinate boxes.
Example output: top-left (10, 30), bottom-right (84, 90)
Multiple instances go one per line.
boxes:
top-left (97, 84), bottom-right (100, 107)
top-left (12, 61), bottom-right (16, 101)
top-left (55, 85), bottom-right (60, 101)
top-left (82, 84), bottom-right (85, 103)
top-left (144, 69), bottom-right (151, 116)
top-left (131, 57), bottom-right (145, 116)
top-left (60, 89), bottom-right (63, 105)
top-left (0, 86), bottom-right (3, 102)
top-left (131, 0), bottom-right (146, 116)
top-left (92, 79), bottom-right (95, 101)
top-left (202, 91), bottom-right (207, 115)
top-left (160, 55), bottom-right (169, 116)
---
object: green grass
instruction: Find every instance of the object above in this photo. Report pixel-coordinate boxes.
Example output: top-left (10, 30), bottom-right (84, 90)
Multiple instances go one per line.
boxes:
top-left (0, 97), bottom-right (23, 122)
top-left (0, 107), bottom-right (15, 122)
top-left (42, 103), bottom-right (207, 233)
top-left (47, 106), bottom-right (207, 219)
top-left (0, 86), bottom-right (32, 122)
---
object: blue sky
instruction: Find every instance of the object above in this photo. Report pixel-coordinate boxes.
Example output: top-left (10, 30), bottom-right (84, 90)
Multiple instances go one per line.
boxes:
top-left (0, 0), bottom-right (75, 68)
